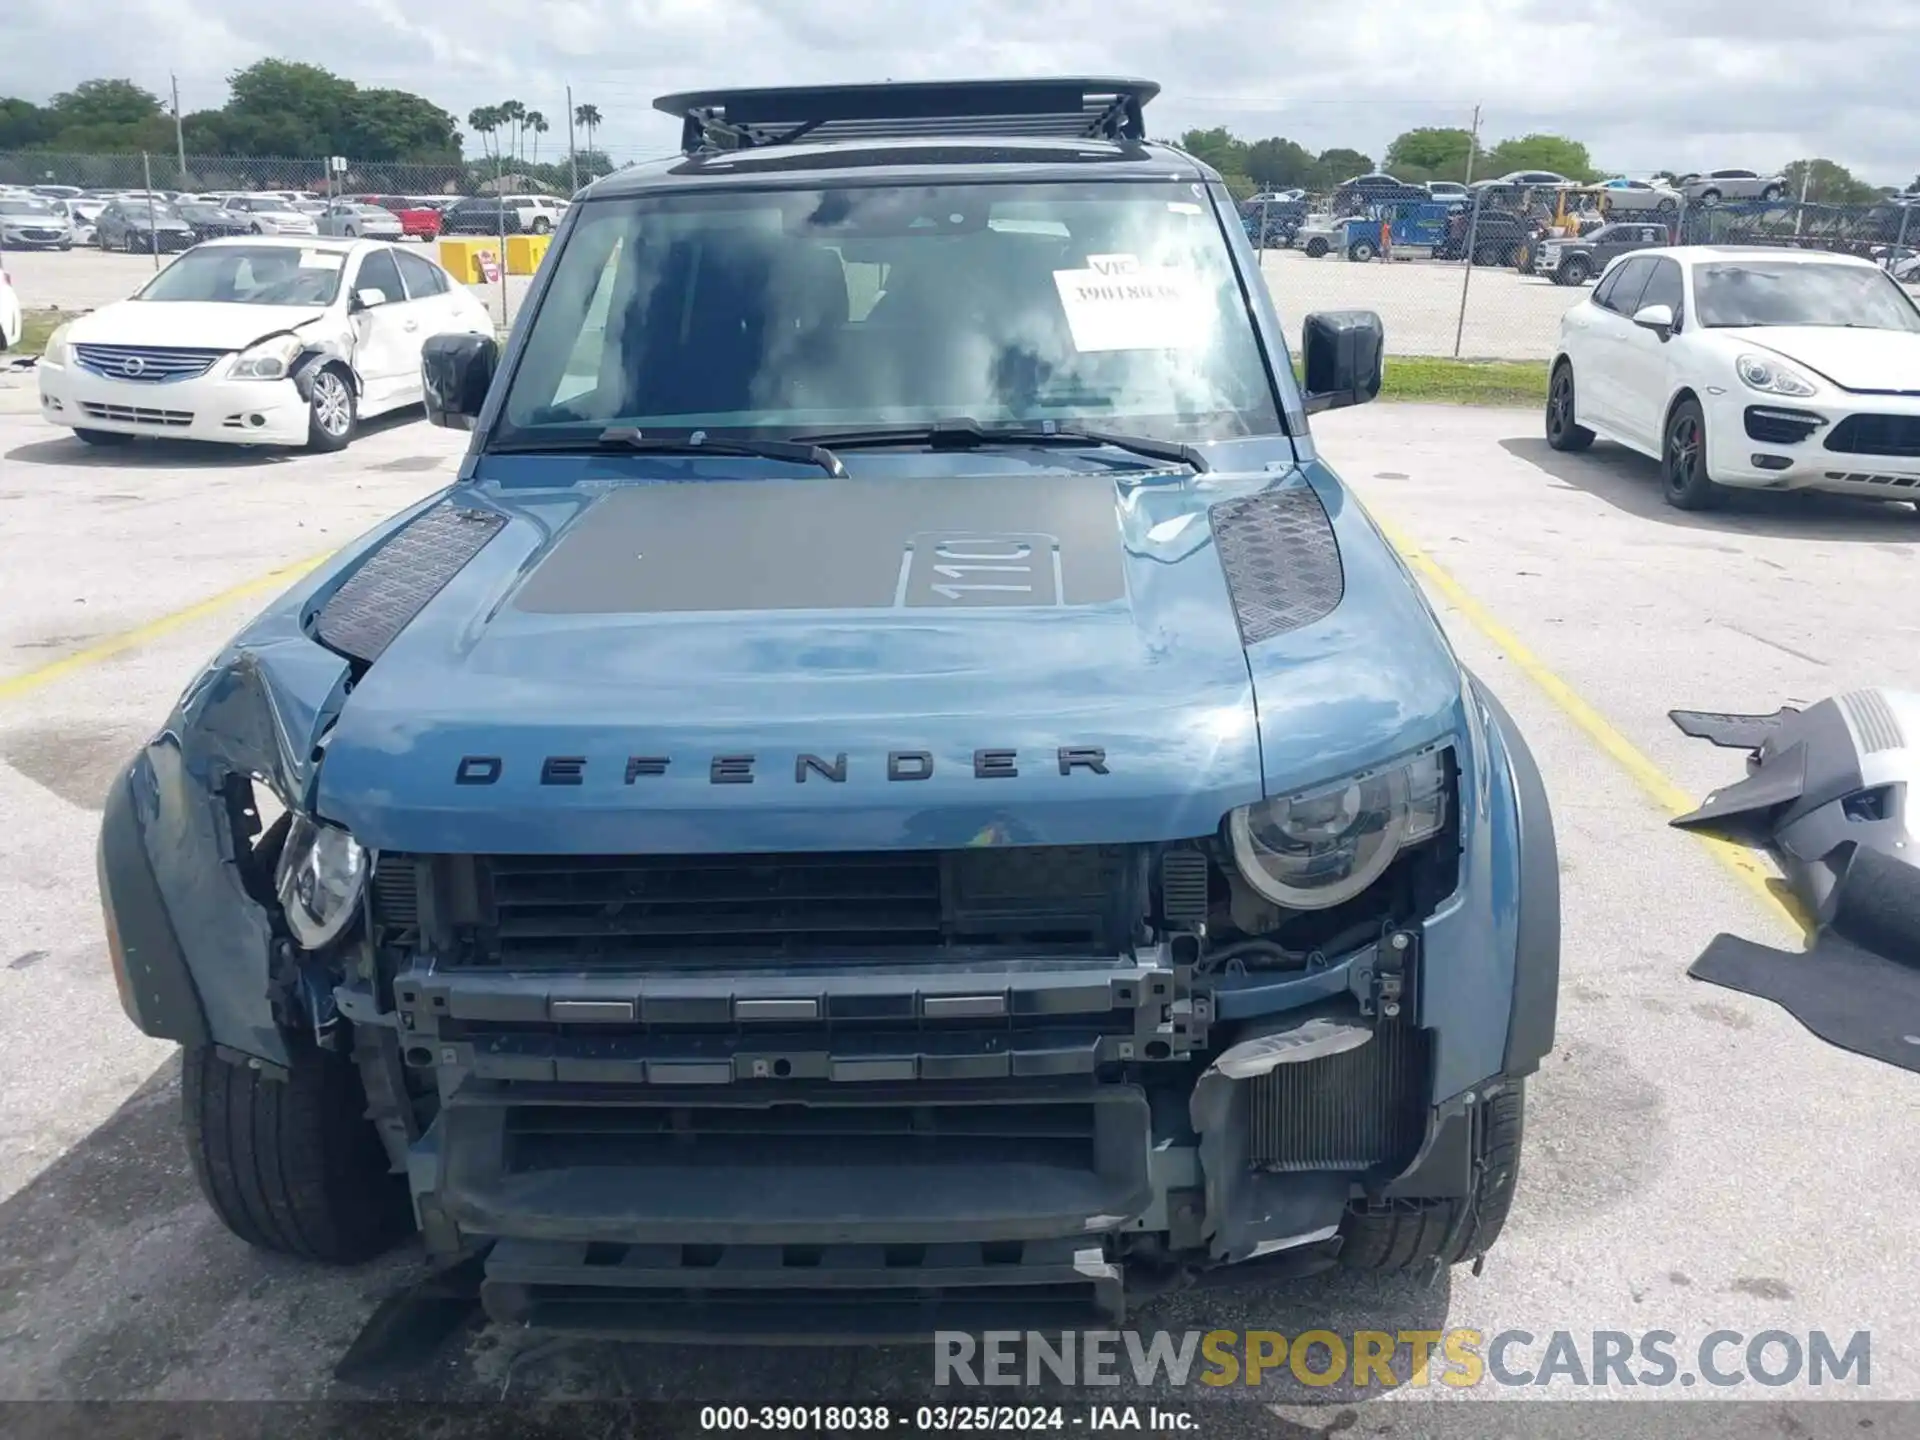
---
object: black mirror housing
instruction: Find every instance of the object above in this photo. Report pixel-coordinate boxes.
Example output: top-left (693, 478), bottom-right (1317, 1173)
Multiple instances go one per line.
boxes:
top-left (1301, 310), bottom-right (1386, 414)
top-left (422, 332), bottom-right (498, 431)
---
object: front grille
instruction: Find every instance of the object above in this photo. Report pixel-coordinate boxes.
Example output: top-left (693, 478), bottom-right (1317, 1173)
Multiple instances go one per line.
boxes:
top-left (1826, 413), bottom-right (1920, 458)
top-left (380, 846), bottom-right (1148, 968)
top-left (1823, 469), bottom-right (1920, 489)
top-left (1248, 1022), bottom-right (1431, 1172)
top-left (9, 228), bottom-right (66, 242)
top-left (1744, 405), bottom-right (1825, 445)
top-left (74, 344), bottom-right (225, 383)
top-left (77, 401), bottom-right (192, 427)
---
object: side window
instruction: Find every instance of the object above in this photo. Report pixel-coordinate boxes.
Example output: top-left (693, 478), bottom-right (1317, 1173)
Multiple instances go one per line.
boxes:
top-left (1637, 257), bottom-right (1684, 321)
top-left (353, 247), bottom-right (405, 304)
top-left (1591, 264), bottom-right (1624, 310)
top-left (394, 248), bottom-right (448, 299)
top-left (1599, 255), bottom-right (1657, 315)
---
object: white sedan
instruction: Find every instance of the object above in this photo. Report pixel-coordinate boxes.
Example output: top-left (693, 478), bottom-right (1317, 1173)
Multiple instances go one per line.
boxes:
top-left (36, 236), bottom-right (495, 452)
top-left (1546, 245), bottom-right (1920, 512)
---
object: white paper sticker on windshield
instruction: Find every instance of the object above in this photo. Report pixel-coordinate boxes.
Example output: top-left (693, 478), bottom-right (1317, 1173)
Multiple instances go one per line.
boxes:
top-left (1052, 254), bottom-right (1208, 352)
top-left (298, 251), bottom-right (344, 270)
top-left (1167, 201), bottom-right (1204, 215)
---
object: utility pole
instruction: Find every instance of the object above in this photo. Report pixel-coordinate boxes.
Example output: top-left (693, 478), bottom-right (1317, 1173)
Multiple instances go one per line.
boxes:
top-left (1453, 104), bottom-right (1483, 359)
top-left (566, 85), bottom-right (578, 194)
top-left (170, 74), bottom-right (187, 186)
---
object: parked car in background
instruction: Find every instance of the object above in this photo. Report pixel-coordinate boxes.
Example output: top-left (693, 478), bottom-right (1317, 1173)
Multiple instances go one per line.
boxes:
top-left (1248, 188), bottom-right (1305, 204)
top-left (1438, 207), bottom-right (1539, 266)
top-left (1534, 220), bottom-right (1671, 285)
top-left (0, 194), bottom-right (74, 249)
top-left (1598, 177), bottom-right (1681, 214)
top-left (439, 195), bottom-right (521, 235)
top-left (1331, 172), bottom-right (1429, 210)
top-left (317, 201), bottom-right (405, 240)
top-left (36, 236), bottom-right (495, 451)
top-left (174, 199), bottom-right (256, 243)
top-left (1676, 170), bottom-right (1787, 206)
top-left (1241, 195), bottom-right (1306, 248)
top-left (219, 195), bottom-right (320, 236)
top-left (503, 193), bottom-right (567, 232)
top-left (347, 193), bottom-right (445, 239)
top-left (1426, 180), bottom-right (1470, 202)
top-left (94, 197), bottom-right (196, 253)
top-left (49, 197), bottom-right (104, 246)
top-left (1547, 246), bottom-right (1920, 511)
top-left (0, 267), bottom-right (21, 352)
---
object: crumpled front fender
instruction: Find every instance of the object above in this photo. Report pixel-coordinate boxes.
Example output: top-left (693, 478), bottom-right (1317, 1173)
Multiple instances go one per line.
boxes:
top-left (95, 494), bottom-right (447, 1065)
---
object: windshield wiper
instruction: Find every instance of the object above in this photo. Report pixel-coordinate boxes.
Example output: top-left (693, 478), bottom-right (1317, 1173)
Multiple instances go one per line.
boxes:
top-left (794, 417), bottom-right (1212, 473)
top-left (490, 426), bottom-right (847, 477)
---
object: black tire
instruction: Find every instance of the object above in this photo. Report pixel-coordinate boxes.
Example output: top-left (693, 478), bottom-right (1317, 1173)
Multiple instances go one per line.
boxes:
top-left (74, 427), bottom-right (134, 447)
top-left (1304, 238), bottom-right (1328, 258)
top-left (1656, 197), bottom-right (1678, 214)
top-left (183, 1042), bottom-right (413, 1264)
top-left (305, 365), bottom-right (358, 452)
top-left (1699, 189), bottom-right (1722, 207)
top-left (1662, 397), bottom-right (1722, 510)
top-left (1348, 239), bottom-right (1377, 263)
top-left (531, 216), bottom-right (551, 234)
top-left (1557, 254), bottom-right (1593, 286)
top-left (1761, 185), bottom-right (1784, 203)
top-left (1341, 1083), bottom-right (1525, 1272)
top-left (1546, 361), bottom-right (1594, 452)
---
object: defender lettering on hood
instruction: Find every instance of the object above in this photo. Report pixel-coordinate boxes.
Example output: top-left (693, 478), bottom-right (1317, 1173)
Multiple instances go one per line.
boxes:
top-left (453, 747), bottom-right (1113, 786)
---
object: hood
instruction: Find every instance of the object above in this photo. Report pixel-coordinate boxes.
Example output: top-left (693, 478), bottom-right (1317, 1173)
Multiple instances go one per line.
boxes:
top-left (68, 300), bottom-right (334, 350)
top-left (1730, 326), bottom-right (1920, 394)
top-left (309, 462), bottom-right (1414, 855)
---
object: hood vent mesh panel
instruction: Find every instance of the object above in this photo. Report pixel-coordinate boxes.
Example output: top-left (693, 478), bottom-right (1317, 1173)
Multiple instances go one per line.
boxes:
top-left (1208, 485), bottom-right (1344, 646)
top-left (312, 502), bottom-right (506, 666)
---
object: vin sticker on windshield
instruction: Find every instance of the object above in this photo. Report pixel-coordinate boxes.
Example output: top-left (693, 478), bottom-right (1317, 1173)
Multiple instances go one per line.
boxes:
top-left (299, 252), bottom-right (344, 270)
top-left (1052, 254), bottom-right (1208, 352)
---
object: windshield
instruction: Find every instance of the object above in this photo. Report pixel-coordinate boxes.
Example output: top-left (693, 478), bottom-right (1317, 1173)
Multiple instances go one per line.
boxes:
top-left (1694, 262), bottom-right (1920, 331)
top-left (494, 180), bottom-right (1281, 445)
top-left (135, 245), bottom-right (345, 306)
top-left (247, 198), bottom-right (295, 213)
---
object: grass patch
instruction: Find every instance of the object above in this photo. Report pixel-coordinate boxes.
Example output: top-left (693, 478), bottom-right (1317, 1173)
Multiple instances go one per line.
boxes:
top-left (5, 308), bottom-right (69, 358)
top-left (1379, 356), bottom-right (1549, 407)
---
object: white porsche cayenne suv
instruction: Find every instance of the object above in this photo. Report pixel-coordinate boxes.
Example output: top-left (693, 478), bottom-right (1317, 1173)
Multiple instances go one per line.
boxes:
top-left (1546, 245), bottom-right (1920, 512)
top-left (36, 235), bottom-right (495, 452)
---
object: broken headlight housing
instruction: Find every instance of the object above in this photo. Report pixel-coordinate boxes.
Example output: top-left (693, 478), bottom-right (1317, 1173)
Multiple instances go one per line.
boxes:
top-left (1228, 751), bottom-right (1449, 910)
top-left (273, 813), bottom-right (370, 948)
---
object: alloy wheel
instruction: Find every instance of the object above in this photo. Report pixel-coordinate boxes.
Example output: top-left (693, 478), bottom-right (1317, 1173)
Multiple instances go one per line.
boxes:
top-left (312, 372), bottom-right (352, 437)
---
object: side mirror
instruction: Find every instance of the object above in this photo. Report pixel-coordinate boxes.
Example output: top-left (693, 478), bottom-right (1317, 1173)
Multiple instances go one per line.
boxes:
top-left (422, 331), bottom-right (498, 430)
top-left (1632, 302), bottom-right (1675, 338)
top-left (351, 287), bottom-right (388, 311)
top-left (1301, 310), bottom-right (1386, 414)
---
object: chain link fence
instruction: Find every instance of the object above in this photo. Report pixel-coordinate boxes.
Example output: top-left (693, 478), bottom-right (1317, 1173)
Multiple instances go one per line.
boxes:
top-left (0, 150), bottom-right (614, 199)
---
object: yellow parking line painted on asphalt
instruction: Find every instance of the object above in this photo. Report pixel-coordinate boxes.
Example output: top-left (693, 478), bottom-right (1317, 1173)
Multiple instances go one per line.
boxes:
top-left (1372, 514), bottom-right (1813, 939)
top-left (0, 552), bottom-right (334, 704)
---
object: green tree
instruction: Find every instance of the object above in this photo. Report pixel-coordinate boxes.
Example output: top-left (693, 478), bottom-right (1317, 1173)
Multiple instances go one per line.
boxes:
top-left (1309, 147), bottom-right (1373, 190)
top-left (574, 102), bottom-right (601, 157)
top-left (1244, 136), bottom-right (1313, 190)
top-left (46, 78), bottom-right (163, 129)
top-left (497, 100), bottom-right (527, 164)
top-left (1481, 133), bottom-right (1597, 183)
top-left (467, 106), bottom-right (503, 163)
top-left (1782, 158), bottom-right (1880, 205)
top-left (0, 97), bottom-right (50, 148)
top-left (1383, 127), bottom-right (1481, 183)
top-left (1177, 126), bottom-right (1249, 176)
top-left (223, 61), bottom-right (355, 153)
top-left (524, 111), bottom-right (548, 167)
top-left (343, 88), bottom-right (460, 161)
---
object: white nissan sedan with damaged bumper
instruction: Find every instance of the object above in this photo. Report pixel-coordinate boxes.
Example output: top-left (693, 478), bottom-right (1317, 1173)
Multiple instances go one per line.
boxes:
top-left (36, 236), bottom-right (495, 452)
top-left (1546, 245), bottom-right (1920, 512)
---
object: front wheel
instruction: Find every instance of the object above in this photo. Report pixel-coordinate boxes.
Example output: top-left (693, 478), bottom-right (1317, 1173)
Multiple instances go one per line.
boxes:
top-left (1557, 255), bottom-right (1593, 286)
top-left (1656, 197), bottom-right (1678, 214)
top-left (1698, 189), bottom-right (1722, 207)
top-left (530, 216), bottom-right (551, 234)
top-left (184, 1042), bottom-right (413, 1263)
top-left (1546, 362), bottom-right (1595, 452)
top-left (1340, 1083), bottom-right (1526, 1273)
top-left (305, 366), bottom-right (357, 452)
top-left (1304, 238), bottom-right (1328, 258)
top-left (1663, 397), bottom-right (1722, 510)
top-left (1761, 185), bottom-right (1784, 203)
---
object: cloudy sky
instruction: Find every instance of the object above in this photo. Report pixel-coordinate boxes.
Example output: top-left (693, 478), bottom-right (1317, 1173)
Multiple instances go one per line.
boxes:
top-left (4, 0), bottom-right (1917, 184)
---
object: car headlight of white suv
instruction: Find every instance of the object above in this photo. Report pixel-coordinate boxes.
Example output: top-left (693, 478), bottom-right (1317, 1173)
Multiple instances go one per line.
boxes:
top-left (1735, 353), bottom-right (1818, 397)
top-left (230, 333), bottom-right (304, 381)
top-left (41, 323), bottom-right (71, 367)
top-left (1227, 750), bottom-right (1450, 910)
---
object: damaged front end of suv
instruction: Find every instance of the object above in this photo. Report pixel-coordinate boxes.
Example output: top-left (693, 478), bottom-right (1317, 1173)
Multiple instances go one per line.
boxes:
top-left (97, 76), bottom-right (1559, 1345)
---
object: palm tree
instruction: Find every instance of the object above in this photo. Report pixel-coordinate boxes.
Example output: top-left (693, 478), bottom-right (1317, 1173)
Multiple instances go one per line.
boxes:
top-left (525, 111), bottom-right (548, 168)
top-left (574, 102), bottom-right (601, 161)
top-left (497, 100), bottom-right (526, 165)
top-left (466, 105), bottom-right (502, 163)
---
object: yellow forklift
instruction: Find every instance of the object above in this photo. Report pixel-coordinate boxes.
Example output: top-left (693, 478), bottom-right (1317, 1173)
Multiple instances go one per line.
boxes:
top-left (1516, 185), bottom-right (1607, 273)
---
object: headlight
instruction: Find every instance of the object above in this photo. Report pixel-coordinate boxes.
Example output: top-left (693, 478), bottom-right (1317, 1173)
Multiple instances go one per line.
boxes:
top-left (42, 323), bottom-right (72, 367)
top-left (1228, 751), bottom-right (1450, 911)
top-left (1736, 353), bottom-right (1817, 397)
top-left (273, 813), bottom-right (370, 948)
top-left (230, 333), bottom-right (304, 380)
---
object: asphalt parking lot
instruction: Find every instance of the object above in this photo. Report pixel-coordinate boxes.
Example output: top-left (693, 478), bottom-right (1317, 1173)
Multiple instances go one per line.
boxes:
top-left (2, 398), bottom-right (1919, 1430)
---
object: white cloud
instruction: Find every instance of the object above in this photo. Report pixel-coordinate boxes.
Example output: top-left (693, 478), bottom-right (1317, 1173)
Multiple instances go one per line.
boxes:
top-left (4, 0), bottom-right (1917, 183)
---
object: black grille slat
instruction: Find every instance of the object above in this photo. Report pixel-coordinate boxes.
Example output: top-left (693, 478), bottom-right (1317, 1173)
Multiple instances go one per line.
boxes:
top-left (1248, 1024), bottom-right (1430, 1172)
top-left (395, 846), bottom-right (1147, 968)
top-left (1825, 413), bottom-right (1920, 458)
top-left (372, 854), bottom-right (420, 932)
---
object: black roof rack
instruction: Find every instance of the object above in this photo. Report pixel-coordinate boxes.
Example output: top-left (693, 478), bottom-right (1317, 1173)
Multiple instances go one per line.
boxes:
top-left (655, 78), bottom-right (1160, 154)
